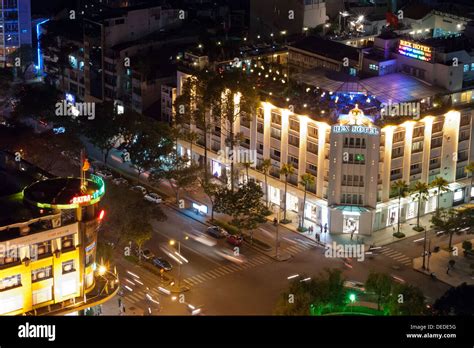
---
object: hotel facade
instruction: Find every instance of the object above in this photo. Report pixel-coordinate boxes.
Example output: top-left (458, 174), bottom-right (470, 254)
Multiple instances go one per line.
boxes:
top-left (175, 34), bottom-right (474, 235)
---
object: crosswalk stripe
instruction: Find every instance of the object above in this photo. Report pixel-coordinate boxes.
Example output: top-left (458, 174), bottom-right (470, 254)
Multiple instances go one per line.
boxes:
top-left (126, 293), bottom-right (144, 303)
top-left (253, 257), bottom-right (270, 264)
top-left (381, 249), bottom-right (399, 255)
top-left (216, 267), bottom-right (231, 274)
top-left (246, 259), bottom-right (261, 266)
top-left (254, 255), bottom-right (268, 262)
top-left (392, 255), bottom-right (410, 261)
top-left (184, 278), bottom-right (199, 285)
top-left (194, 274), bottom-right (209, 281)
top-left (220, 265), bottom-right (234, 272)
top-left (204, 271), bottom-right (219, 278)
top-left (227, 264), bottom-right (241, 271)
top-left (213, 268), bottom-right (229, 276)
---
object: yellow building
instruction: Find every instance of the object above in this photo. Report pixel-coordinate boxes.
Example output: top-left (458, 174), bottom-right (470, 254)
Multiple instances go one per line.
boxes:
top-left (0, 152), bottom-right (116, 315)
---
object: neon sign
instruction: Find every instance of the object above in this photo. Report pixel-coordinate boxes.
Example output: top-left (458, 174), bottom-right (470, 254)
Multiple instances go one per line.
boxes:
top-left (398, 40), bottom-right (433, 62)
top-left (71, 195), bottom-right (91, 204)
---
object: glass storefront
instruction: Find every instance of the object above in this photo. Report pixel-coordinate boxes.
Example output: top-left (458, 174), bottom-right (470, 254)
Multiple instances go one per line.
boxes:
top-left (425, 195), bottom-right (437, 214)
top-left (286, 193), bottom-right (299, 213)
top-left (406, 201), bottom-right (417, 219)
top-left (211, 160), bottom-right (222, 178)
top-left (343, 213), bottom-right (359, 234)
top-left (268, 185), bottom-right (280, 206)
top-left (386, 205), bottom-right (398, 226)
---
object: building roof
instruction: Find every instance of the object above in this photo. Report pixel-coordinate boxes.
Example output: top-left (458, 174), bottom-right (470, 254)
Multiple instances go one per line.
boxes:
top-left (360, 73), bottom-right (446, 104)
top-left (289, 36), bottom-right (360, 62)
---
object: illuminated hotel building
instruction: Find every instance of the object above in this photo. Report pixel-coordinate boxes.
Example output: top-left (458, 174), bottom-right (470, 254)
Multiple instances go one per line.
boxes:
top-left (0, 152), bottom-right (116, 315)
top-left (176, 33), bottom-right (474, 235)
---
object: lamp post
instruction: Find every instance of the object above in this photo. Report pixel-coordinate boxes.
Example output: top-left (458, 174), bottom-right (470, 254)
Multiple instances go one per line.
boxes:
top-left (169, 236), bottom-right (189, 288)
top-left (273, 206), bottom-right (280, 259)
top-left (422, 225), bottom-right (427, 270)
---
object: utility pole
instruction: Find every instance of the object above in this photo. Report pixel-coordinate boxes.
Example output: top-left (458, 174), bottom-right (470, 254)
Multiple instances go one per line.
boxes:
top-left (422, 225), bottom-right (427, 270)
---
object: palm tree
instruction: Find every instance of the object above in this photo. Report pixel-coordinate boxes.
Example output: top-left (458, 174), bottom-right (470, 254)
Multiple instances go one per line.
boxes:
top-left (411, 181), bottom-right (429, 231)
top-left (430, 176), bottom-right (449, 216)
top-left (186, 130), bottom-right (199, 163)
top-left (465, 162), bottom-right (474, 201)
top-left (261, 159), bottom-right (272, 208)
top-left (280, 163), bottom-right (295, 222)
top-left (299, 173), bottom-right (315, 230)
top-left (241, 161), bottom-right (253, 183)
top-left (391, 180), bottom-right (408, 235)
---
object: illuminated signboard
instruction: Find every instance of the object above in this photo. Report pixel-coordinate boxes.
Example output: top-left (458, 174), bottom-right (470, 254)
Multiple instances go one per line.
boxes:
top-left (333, 125), bottom-right (379, 135)
top-left (71, 195), bottom-right (91, 204)
top-left (398, 40), bottom-right (433, 62)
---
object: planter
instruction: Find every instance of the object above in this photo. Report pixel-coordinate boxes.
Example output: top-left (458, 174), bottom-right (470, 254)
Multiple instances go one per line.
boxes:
top-left (280, 218), bottom-right (292, 224)
top-left (392, 232), bottom-right (405, 238)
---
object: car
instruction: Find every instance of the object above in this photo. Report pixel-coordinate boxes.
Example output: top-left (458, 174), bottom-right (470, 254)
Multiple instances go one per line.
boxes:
top-left (152, 257), bottom-right (172, 271)
top-left (95, 169), bottom-right (113, 179)
top-left (186, 230), bottom-right (217, 247)
top-left (343, 280), bottom-right (366, 293)
top-left (112, 177), bottom-right (129, 186)
top-left (144, 192), bottom-right (162, 204)
top-left (227, 234), bottom-right (243, 246)
top-left (139, 249), bottom-right (154, 261)
top-left (214, 248), bottom-right (246, 264)
top-left (206, 226), bottom-right (228, 239)
top-left (130, 185), bottom-right (147, 195)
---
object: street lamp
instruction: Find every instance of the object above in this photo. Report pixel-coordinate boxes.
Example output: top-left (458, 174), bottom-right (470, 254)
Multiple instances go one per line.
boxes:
top-left (273, 206), bottom-right (281, 259)
top-left (169, 237), bottom-right (189, 288)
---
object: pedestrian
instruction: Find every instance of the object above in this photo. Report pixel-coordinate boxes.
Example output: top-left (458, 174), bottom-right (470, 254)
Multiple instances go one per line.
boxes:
top-left (324, 223), bottom-right (328, 234)
top-left (273, 217), bottom-right (278, 225)
top-left (118, 298), bottom-right (122, 308)
top-left (316, 233), bottom-right (320, 242)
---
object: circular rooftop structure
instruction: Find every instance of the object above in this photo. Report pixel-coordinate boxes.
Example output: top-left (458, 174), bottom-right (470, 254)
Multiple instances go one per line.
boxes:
top-left (23, 174), bottom-right (105, 210)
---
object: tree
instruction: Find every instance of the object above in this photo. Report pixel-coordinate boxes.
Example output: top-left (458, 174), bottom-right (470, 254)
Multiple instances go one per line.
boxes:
top-left (240, 160), bottom-right (253, 183)
top-left (184, 130), bottom-right (199, 163)
top-left (280, 163), bottom-right (295, 223)
top-left (299, 173), bottom-right (315, 230)
top-left (123, 217), bottom-right (152, 262)
top-left (386, 283), bottom-right (426, 315)
top-left (214, 181), bottom-right (266, 231)
top-left (365, 271), bottom-right (393, 310)
top-left (411, 181), bottom-right (429, 231)
top-left (81, 102), bottom-right (125, 165)
top-left (211, 69), bottom-right (259, 192)
top-left (12, 83), bottom-right (61, 123)
top-left (199, 175), bottom-right (221, 221)
top-left (274, 269), bottom-right (346, 315)
top-left (465, 162), bottom-right (474, 201)
top-left (431, 208), bottom-right (468, 251)
top-left (157, 153), bottom-right (201, 204)
top-left (434, 283), bottom-right (474, 315)
top-left (125, 117), bottom-right (174, 184)
top-left (260, 159), bottom-right (272, 208)
top-left (391, 180), bottom-right (408, 235)
top-left (430, 176), bottom-right (449, 217)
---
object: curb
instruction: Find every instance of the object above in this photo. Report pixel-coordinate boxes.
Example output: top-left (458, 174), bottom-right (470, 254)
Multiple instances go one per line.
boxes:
top-left (412, 266), bottom-right (453, 287)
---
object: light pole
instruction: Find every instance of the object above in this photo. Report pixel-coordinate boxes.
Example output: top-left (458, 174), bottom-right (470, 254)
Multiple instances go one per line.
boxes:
top-left (273, 206), bottom-right (280, 259)
top-left (169, 237), bottom-right (189, 288)
top-left (422, 225), bottom-right (427, 270)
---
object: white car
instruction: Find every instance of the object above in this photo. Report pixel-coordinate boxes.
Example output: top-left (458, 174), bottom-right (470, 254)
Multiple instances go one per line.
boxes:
top-left (144, 192), bottom-right (162, 204)
top-left (95, 169), bottom-right (113, 179)
top-left (214, 248), bottom-right (246, 264)
top-left (131, 185), bottom-right (147, 195)
top-left (343, 280), bottom-right (366, 292)
top-left (112, 177), bottom-right (129, 186)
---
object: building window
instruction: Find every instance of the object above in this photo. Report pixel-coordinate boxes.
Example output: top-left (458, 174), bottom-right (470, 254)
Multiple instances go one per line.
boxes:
top-left (288, 156), bottom-right (299, 168)
top-left (0, 275), bottom-right (21, 291)
top-left (411, 141), bottom-right (423, 153)
top-left (464, 64), bottom-right (470, 73)
top-left (257, 122), bottom-right (264, 133)
top-left (307, 163), bottom-right (317, 175)
top-left (369, 64), bottom-right (378, 71)
top-left (432, 122), bottom-right (443, 133)
top-left (392, 147), bottom-right (404, 158)
top-left (307, 141), bottom-right (318, 154)
top-left (271, 112), bottom-right (281, 125)
top-left (62, 260), bottom-right (76, 274)
top-left (61, 235), bottom-right (75, 250)
top-left (289, 118), bottom-right (299, 132)
top-left (32, 266), bottom-right (53, 283)
top-left (271, 128), bottom-right (281, 140)
top-left (308, 125), bottom-right (318, 138)
top-left (32, 241), bottom-right (52, 259)
top-left (0, 247), bottom-right (19, 266)
top-left (288, 134), bottom-right (299, 147)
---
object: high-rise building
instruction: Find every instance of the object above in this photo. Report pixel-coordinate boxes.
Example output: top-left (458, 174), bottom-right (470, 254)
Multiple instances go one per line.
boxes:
top-left (0, 0), bottom-right (32, 67)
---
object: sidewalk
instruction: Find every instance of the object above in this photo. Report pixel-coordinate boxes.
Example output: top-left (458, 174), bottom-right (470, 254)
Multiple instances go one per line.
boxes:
top-left (276, 209), bottom-right (440, 248)
top-left (413, 239), bottom-right (474, 287)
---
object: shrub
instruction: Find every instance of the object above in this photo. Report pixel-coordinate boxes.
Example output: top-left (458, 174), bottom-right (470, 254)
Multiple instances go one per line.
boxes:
top-left (211, 219), bottom-right (240, 235)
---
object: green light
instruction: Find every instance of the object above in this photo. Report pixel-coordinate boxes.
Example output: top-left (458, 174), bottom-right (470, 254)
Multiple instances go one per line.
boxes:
top-left (349, 293), bottom-right (356, 302)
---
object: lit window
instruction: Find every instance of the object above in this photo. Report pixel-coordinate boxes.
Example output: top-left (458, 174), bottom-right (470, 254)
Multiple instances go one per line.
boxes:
top-left (464, 64), bottom-right (469, 73)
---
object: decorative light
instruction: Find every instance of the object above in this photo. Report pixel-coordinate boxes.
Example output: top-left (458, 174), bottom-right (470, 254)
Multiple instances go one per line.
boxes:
top-left (303, 104), bottom-right (307, 108)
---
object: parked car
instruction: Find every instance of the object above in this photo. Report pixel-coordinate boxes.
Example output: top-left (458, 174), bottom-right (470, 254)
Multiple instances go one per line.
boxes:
top-left (343, 280), bottom-right (366, 293)
top-left (95, 169), bottom-right (113, 179)
top-left (144, 192), bottom-right (162, 204)
top-left (152, 257), bottom-right (172, 271)
top-left (130, 185), bottom-right (147, 195)
top-left (206, 226), bottom-right (228, 239)
top-left (227, 234), bottom-right (243, 247)
top-left (139, 249), bottom-right (154, 261)
top-left (112, 177), bottom-right (129, 186)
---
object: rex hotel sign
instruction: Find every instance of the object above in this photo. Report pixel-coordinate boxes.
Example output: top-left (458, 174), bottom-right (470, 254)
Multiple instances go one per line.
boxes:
top-left (398, 40), bottom-right (433, 62)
